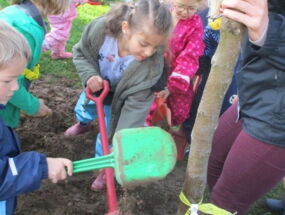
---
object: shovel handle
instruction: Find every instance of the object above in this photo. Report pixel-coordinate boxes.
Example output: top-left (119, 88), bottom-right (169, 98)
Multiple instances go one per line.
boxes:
top-left (86, 80), bottom-right (118, 212)
top-left (87, 0), bottom-right (103, 5)
top-left (73, 153), bottom-right (115, 173)
top-left (76, 0), bottom-right (102, 7)
top-left (86, 80), bottom-right (110, 104)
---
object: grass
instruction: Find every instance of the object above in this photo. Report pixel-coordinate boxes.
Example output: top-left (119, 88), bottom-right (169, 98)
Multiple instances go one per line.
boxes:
top-left (0, 1), bottom-right (284, 214)
top-left (39, 4), bottom-right (110, 86)
top-left (0, 0), bottom-right (8, 7)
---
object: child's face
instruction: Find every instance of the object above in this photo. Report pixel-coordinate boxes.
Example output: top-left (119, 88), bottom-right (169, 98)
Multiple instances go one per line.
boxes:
top-left (172, 0), bottom-right (198, 20)
top-left (123, 26), bottom-right (167, 61)
top-left (0, 58), bottom-right (26, 104)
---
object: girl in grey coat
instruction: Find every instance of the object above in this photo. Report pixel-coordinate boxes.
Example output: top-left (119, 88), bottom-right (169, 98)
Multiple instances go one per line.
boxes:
top-left (64, 0), bottom-right (172, 190)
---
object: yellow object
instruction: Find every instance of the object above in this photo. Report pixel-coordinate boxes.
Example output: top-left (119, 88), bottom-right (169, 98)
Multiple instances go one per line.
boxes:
top-left (209, 17), bottom-right (222, 30)
top-left (179, 192), bottom-right (236, 215)
top-left (23, 64), bottom-right (40, 80)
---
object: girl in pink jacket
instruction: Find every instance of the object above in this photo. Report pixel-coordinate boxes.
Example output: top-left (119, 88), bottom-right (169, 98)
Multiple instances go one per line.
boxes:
top-left (147, 0), bottom-right (204, 159)
top-left (42, 0), bottom-right (86, 59)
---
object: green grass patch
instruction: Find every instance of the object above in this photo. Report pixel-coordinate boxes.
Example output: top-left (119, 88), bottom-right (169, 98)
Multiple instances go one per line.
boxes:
top-left (0, 0), bottom-right (9, 8)
top-left (39, 5), bottom-right (110, 85)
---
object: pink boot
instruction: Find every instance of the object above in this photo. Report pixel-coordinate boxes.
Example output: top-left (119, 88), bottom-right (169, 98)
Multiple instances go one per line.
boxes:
top-left (51, 51), bottom-right (73, 59)
top-left (64, 122), bottom-right (93, 136)
top-left (91, 171), bottom-right (106, 191)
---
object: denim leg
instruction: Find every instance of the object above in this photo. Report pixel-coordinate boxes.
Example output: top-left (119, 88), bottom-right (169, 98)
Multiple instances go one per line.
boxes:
top-left (95, 105), bottom-right (111, 157)
top-left (74, 91), bottom-right (97, 124)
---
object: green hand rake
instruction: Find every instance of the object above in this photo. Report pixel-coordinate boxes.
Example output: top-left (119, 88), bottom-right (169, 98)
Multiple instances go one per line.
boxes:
top-left (73, 126), bottom-right (177, 186)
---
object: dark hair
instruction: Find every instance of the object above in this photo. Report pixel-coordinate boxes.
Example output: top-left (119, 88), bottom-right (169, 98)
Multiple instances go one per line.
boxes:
top-left (105, 0), bottom-right (172, 37)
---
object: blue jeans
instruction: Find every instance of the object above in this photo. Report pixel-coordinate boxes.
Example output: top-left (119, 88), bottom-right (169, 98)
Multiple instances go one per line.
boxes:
top-left (74, 91), bottom-right (111, 157)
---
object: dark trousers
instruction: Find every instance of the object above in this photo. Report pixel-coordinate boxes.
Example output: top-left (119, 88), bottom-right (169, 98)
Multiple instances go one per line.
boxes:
top-left (207, 101), bottom-right (285, 215)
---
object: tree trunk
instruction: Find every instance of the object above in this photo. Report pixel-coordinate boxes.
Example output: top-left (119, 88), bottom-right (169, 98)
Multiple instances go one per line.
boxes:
top-left (177, 3), bottom-right (245, 214)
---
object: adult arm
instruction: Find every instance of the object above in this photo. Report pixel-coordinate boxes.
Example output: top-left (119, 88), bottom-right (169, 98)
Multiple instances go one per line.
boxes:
top-left (221, 0), bottom-right (285, 69)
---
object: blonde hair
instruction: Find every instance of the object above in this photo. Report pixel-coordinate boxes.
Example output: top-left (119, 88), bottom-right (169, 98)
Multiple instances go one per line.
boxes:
top-left (0, 21), bottom-right (31, 69)
top-left (30, 0), bottom-right (70, 16)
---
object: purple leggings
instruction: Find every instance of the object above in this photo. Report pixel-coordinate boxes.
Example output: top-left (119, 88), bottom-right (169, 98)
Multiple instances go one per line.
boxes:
top-left (207, 101), bottom-right (285, 215)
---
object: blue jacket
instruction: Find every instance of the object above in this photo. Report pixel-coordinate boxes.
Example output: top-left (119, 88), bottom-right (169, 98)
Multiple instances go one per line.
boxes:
top-left (0, 113), bottom-right (48, 215)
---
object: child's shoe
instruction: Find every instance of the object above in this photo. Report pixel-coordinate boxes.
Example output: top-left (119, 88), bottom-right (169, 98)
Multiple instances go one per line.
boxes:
top-left (64, 122), bottom-right (93, 136)
top-left (91, 171), bottom-right (106, 191)
top-left (51, 51), bottom-right (73, 59)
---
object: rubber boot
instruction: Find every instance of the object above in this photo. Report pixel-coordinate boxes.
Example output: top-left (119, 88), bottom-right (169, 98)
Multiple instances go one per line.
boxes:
top-left (51, 41), bottom-right (73, 59)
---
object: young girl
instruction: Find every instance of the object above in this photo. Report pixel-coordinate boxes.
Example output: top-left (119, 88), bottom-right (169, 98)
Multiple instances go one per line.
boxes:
top-left (0, 0), bottom-right (69, 128)
top-left (64, 0), bottom-right (172, 190)
top-left (146, 0), bottom-right (204, 159)
top-left (0, 20), bottom-right (72, 215)
top-left (42, 0), bottom-right (87, 59)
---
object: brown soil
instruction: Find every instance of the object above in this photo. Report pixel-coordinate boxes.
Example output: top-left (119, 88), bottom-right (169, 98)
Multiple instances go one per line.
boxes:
top-left (14, 76), bottom-right (187, 215)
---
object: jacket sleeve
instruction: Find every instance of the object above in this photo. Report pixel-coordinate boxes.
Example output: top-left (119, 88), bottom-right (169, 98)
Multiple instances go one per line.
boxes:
top-left (0, 152), bottom-right (48, 200)
top-left (115, 90), bottom-right (154, 132)
top-left (72, 20), bottom-right (101, 86)
top-left (168, 20), bottom-right (205, 94)
top-left (9, 76), bottom-right (40, 115)
top-left (251, 12), bottom-right (285, 70)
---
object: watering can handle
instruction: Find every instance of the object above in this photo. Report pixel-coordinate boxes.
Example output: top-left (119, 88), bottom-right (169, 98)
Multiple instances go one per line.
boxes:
top-left (86, 80), bottom-right (110, 103)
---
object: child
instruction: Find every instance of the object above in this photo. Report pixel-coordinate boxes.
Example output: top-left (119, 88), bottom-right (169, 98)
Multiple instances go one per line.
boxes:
top-left (64, 0), bottom-right (172, 190)
top-left (0, 0), bottom-right (69, 128)
top-left (42, 0), bottom-right (87, 59)
top-left (0, 20), bottom-right (72, 215)
top-left (146, 0), bottom-right (205, 159)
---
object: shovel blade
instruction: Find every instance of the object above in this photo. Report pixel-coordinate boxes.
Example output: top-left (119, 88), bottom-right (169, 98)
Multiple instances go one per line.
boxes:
top-left (112, 127), bottom-right (177, 186)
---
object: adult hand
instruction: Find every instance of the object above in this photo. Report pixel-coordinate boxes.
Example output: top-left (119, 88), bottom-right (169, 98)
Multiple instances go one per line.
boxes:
top-left (86, 75), bottom-right (103, 93)
top-left (46, 157), bottom-right (73, 183)
top-left (221, 0), bottom-right (269, 41)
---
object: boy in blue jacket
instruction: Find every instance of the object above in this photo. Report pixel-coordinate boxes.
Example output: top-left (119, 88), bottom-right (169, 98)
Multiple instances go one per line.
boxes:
top-left (0, 21), bottom-right (73, 215)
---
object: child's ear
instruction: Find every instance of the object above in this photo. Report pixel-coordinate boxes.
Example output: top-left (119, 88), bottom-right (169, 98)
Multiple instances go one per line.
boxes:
top-left (121, 21), bottom-right (130, 34)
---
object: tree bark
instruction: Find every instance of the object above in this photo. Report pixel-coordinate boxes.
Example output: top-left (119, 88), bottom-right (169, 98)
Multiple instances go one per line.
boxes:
top-left (176, 4), bottom-right (245, 214)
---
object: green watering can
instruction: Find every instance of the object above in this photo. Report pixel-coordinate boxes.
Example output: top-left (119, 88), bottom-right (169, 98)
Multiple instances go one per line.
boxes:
top-left (73, 127), bottom-right (177, 186)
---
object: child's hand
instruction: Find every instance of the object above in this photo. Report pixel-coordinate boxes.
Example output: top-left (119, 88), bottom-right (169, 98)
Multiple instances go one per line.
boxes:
top-left (156, 89), bottom-right (170, 100)
top-left (86, 75), bottom-right (103, 92)
top-left (46, 157), bottom-right (73, 183)
top-left (34, 99), bottom-right (52, 117)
